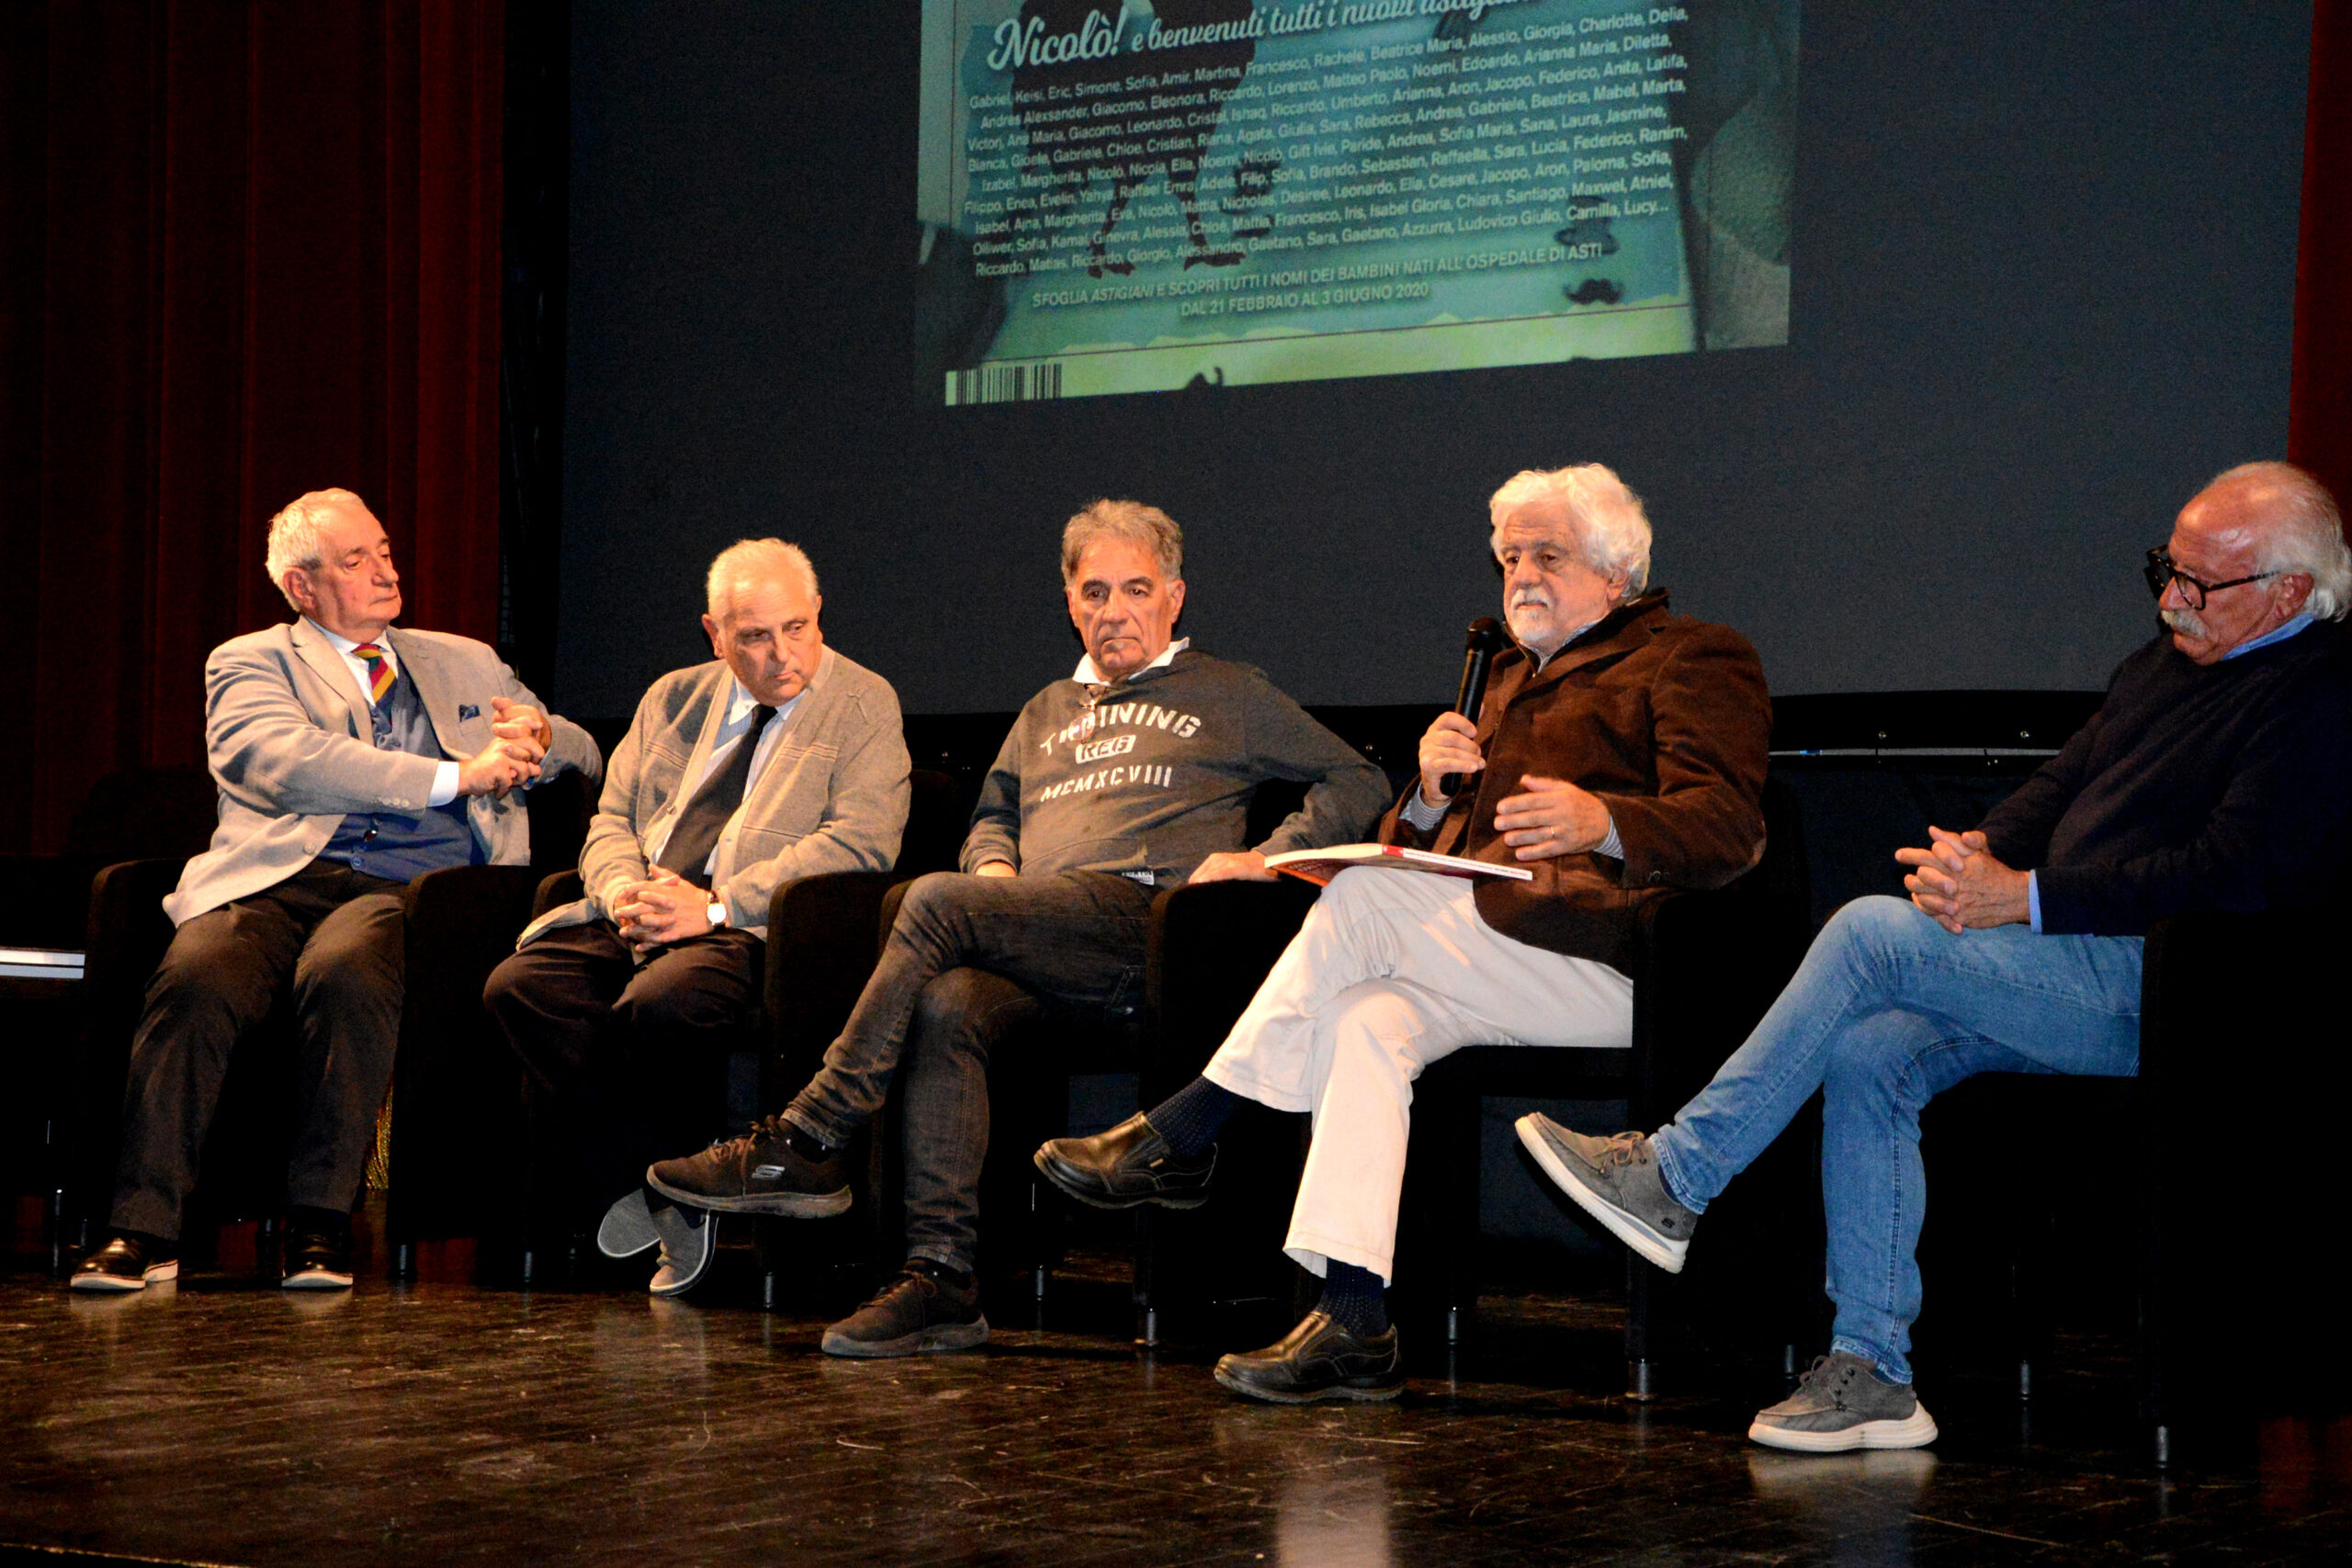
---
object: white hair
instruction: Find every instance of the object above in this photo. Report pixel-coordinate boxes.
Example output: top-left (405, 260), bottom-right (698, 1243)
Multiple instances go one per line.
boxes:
top-left (264, 488), bottom-right (368, 610)
top-left (706, 538), bottom-right (820, 616)
top-left (1061, 499), bottom-right (1183, 585)
top-left (1487, 464), bottom-right (1653, 593)
top-left (2216, 461), bottom-right (2352, 623)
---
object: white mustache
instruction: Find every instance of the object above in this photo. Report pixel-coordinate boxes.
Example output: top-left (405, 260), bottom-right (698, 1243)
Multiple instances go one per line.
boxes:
top-left (2160, 606), bottom-right (2206, 637)
top-left (1508, 590), bottom-right (1551, 612)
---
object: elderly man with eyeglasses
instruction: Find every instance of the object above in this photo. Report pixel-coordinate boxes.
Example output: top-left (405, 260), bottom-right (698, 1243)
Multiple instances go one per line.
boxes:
top-left (1517, 460), bottom-right (2352, 1453)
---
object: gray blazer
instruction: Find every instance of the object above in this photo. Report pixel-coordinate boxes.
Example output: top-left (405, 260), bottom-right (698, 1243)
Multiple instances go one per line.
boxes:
top-left (164, 621), bottom-right (602, 925)
top-left (524, 644), bottom-right (909, 944)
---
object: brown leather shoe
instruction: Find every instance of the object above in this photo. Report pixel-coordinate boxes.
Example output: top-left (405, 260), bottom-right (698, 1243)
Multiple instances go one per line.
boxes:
top-left (1214, 1311), bottom-right (1404, 1404)
top-left (1033, 1113), bottom-right (1215, 1211)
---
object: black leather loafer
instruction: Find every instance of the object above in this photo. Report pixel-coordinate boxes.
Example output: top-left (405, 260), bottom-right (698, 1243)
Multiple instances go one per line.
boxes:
top-left (282, 1225), bottom-right (356, 1291)
top-left (1033, 1113), bottom-right (1215, 1210)
top-left (1214, 1311), bottom-right (1405, 1404)
top-left (70, 1234), bottom-right (178, 1293)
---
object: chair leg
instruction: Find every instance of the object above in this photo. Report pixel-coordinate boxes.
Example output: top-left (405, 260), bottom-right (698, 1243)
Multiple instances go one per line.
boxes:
top-left (1624, 1253), bottom-right (1657, 1402)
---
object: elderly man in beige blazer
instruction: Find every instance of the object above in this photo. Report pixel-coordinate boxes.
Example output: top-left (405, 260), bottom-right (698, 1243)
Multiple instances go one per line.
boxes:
top-left (484, 538), bottom-right (910, 1296)
top-left (73, 489), bottom-right (600, 1295)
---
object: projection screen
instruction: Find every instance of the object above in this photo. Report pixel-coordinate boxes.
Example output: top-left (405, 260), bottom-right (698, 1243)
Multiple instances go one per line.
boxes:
top-left (918, 0), bottom-right (1797, 403)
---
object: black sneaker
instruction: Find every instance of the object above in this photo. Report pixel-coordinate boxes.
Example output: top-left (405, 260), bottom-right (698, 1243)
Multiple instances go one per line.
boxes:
top-left (282, 1223), bottom-right (356, 1291)
top-left (645, 1114), bottom-right (852, 1217)
top-left (70, 1233), bottom-right (178, 1293)
top-left (820, 1262), bottom-right (989, 1359)
top-left (1214, 1310), bottom-right (1404, 1404)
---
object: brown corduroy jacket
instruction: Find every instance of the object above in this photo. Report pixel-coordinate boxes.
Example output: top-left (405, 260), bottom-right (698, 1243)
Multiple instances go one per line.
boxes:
top-left (1378, 592), bottom-right (1771, 971)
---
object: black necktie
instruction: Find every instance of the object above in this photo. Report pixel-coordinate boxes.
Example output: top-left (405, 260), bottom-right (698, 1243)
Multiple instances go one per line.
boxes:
top-left (655, 705), bottom-right (775, 886)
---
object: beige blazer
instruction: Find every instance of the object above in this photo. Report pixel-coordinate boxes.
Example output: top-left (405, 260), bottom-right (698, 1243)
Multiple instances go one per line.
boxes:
top-left (522, 644), bottom-right (910, 944)
top-left (163, 620), bottom-right (602, 925)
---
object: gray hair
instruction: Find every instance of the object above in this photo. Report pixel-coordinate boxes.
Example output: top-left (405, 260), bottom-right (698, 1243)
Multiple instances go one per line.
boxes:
top-left (265, 488), bottom-right (368, 609)
top-left (1488, 464), bottom-right (1653, 594)
top-left (1061, 499), bottom-right (1183, 585)
top-left (2216, 461), bottom-right (2352, 623)
top-left (707, 538), bottom-right (820, 616)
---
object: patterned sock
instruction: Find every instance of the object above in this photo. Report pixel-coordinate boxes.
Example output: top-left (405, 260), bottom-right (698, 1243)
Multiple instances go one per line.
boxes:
top-left (1143, 1077), bottom-right (1244, 1157)
top-left (1317, 1261), bottom-right (1388, 1337)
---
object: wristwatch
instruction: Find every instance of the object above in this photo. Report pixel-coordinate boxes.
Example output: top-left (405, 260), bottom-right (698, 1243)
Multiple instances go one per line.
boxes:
top-left (706, 897), bottom-right (728, 929)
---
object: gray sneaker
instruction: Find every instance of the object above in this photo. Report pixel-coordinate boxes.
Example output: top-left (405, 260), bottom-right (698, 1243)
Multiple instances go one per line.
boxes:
top-left (1749, 1352), bottom-right (1939, 1452)
top-left (1514, 1114), bottom-right (1697, 1272)
top-left (647, 1203), bottom-right (718, 1298)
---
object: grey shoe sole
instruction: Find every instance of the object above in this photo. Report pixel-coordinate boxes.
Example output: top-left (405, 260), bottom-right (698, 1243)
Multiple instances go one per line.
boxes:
top-left (1031, 1147), bottom-right (1210, 1211)
top-left (820, 1316), bottom-right (989, 1359)
top-left (598, 1189), bottom-right (662, 1259)
top-left (1515, 1115), bottom-right (1689, 1275)
top-left (281, 1267), bottom-right (354, 1291)
top-left (644, 1172), bottom-right (851, 1218)
top-left (1212, 1360), bottom-right (1405, 1404)
top-left (69, 1260), bottom-right (177, 1293)
top-left (1749, 1403), bottom-right (1939, 1453)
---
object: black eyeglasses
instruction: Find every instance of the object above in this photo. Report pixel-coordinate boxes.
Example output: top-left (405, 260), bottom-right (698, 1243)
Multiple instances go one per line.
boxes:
top-left (2143, 548), bottom-right (2278, 611)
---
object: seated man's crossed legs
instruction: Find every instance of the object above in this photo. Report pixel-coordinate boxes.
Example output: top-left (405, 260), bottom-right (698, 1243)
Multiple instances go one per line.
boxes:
top-left (1035, 865), bottom-right (1633, 1402)
top-left (638, 869), bottom-right (1155, 1346)
top-left (1516, 894), bottom-right (2141, 1450)
top-left (485, 920), bottom-right (763, 1295)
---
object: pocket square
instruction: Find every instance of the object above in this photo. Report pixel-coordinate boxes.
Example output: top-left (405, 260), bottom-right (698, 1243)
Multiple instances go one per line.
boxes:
top-left (458, 704), bottom-right (481, 720)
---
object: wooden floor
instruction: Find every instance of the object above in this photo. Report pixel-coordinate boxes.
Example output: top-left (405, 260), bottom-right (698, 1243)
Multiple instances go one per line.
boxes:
top-left (3, 1250), bottom-right (2349, 1567)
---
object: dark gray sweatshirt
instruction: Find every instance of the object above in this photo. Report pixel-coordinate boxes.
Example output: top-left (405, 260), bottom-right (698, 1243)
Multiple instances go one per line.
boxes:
top-left (961, 649), bottom-right (1391, 886)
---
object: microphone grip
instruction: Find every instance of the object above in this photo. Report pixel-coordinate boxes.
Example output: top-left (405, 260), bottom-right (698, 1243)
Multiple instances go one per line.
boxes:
top-left (1437, 643), bottom-right (1498, 798)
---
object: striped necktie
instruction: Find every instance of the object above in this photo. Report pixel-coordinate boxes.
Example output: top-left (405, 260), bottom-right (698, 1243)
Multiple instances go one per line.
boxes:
top-left (350, 642), bottom-right (394, 706)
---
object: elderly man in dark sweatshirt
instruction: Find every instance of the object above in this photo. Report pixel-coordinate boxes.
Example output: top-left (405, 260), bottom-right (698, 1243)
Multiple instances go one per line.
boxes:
top-left (1519, 460), bottom-right (2352, 1455)
top-left (640, 499), bottom-right (1391, 1355)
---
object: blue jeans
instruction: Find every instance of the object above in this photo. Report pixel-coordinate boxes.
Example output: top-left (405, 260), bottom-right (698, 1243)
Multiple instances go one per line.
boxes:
top-left (1648, 896), bottom-right (2143, 1384)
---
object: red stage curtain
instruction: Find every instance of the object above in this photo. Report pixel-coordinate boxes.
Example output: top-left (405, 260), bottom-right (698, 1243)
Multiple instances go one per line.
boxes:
top-left (0, 3), bottom-right (503, 855)
top-left (2293, 0), bottom-right (2352, 507)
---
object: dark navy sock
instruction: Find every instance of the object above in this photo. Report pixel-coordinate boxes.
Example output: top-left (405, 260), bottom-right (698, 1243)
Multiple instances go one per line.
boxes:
top-left (1317, 1261), bottom-right (1388, 1337)
top-left (1143, 1077), bottom-right (1243, 1157)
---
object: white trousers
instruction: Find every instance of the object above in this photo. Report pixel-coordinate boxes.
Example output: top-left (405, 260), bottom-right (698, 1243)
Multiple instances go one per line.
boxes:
top-left (1201, 866), bottom-right (1634, 1284)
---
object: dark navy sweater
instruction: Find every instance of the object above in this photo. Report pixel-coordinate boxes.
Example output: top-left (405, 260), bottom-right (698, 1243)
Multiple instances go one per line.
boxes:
top-left (1978, 620), bottom-right (2352, 936)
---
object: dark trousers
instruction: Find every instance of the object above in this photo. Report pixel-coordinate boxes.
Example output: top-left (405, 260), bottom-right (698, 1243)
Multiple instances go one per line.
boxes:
top-left (111, 860), bottom-right (408, 1242)
top-left (485, 919), bottom-right (765, 1228)
top-left (786, 870), bottom-right (1159, 1273)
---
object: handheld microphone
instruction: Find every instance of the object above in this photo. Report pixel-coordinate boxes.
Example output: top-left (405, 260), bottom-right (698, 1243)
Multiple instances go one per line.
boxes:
top-left (1439, 616), bottom-right (1510, 797)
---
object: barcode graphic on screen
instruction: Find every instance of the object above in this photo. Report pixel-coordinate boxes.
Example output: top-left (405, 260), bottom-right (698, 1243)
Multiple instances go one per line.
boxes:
top-left (945, 361), bottom-right (1065, 406)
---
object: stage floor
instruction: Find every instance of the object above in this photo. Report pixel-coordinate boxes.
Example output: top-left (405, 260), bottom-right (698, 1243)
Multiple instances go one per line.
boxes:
top-left (2, 1258), bottom-right (2347, 1566)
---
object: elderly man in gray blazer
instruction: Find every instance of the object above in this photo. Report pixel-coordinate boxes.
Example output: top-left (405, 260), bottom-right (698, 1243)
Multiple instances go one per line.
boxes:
top-left (485, 538), bottom-right (910, 1296)
top-left (73, 489), bottom-right (600, 1295)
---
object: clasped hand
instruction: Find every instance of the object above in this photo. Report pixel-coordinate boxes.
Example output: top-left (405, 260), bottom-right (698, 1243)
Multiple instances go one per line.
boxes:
top-left (1895, 827), bottom-right (2031, 933)
top-left (1415, 712), bottom-right (1609, 860)
top-left (610, 867), bottom-right (713, 954)
top-left (456, 698), bottom-right (555, 798)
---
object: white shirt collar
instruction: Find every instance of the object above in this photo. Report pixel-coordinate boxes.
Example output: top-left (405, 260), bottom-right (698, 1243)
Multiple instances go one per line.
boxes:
top-left (307, 618), bottom-right (394, 659)
top-left (724, 673), bottom-right (806, 724)
top-left (1074, 636), bottom-right (1190, 686)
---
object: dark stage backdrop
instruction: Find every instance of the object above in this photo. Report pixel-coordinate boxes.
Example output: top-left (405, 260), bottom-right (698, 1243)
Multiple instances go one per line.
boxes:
top-left (0, 3), bottom-right (504, 854)
top-left (560, 0), bottom-right (2315, 719)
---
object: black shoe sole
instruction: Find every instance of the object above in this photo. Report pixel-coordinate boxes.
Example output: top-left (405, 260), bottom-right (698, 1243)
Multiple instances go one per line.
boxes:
top-left (644, 1172), bottom-right (852, 1217)
top-left (820, 1317), bottom-right (990, 1359)
top-left (1212, 1360), bottom-right (1406, 1404)
top-left (1031, 1148), bottom-right (1210, 1212)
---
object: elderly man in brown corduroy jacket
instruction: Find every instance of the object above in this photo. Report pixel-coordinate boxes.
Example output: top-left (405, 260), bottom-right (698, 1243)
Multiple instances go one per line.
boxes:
top-left (1037, 462), bottom-right (1772, 1403)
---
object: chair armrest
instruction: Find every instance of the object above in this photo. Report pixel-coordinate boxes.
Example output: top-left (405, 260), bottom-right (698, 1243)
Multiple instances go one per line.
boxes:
top-left (68, 858), bottom-right (191, 1218)
top-left (766, 870), bottom-right (907, 1095)
top-left (1626, 885), bottom-right (1791, 1124)
top-left (533, 870), bottom-right (584, 919)
top-left (1144, 876), bottom-right (1322, 1095)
